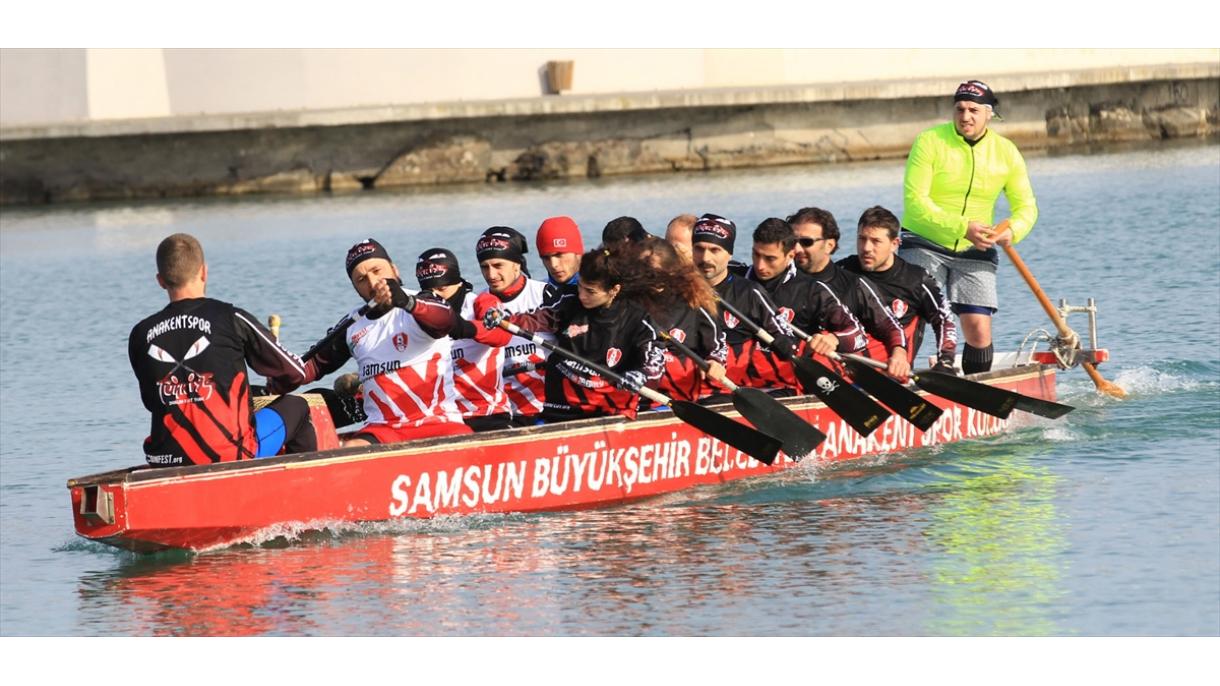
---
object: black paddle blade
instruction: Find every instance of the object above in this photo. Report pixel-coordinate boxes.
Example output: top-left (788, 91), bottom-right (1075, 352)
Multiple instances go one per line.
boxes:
top-left (911, 370), bottom-right (1017, 419)
top-left (670, 399), bottom-right (782, 465)
top-left (792, 357), bottom-right (889, 437)
top-left (843, 359), bottom-right (944, 432)
top-left (1012, 395), bottom-right (1075, 419)
top-left (731, 387), bottom-right (826, 460)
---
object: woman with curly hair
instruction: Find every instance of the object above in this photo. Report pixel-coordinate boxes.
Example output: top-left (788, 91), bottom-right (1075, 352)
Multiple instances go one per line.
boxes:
top-left (487, 247), bottom-right (664, 422)
top-left (628, 237), bottom-right (728, 403)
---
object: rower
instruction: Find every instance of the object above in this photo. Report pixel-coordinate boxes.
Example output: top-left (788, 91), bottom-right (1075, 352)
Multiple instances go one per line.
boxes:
top-left (788, 206), bottom-right (911, 382)
top-left (282, 238), bottom-right (473, 447)
top-left (484, 247), bottom-right (663, 422)
top-left (664, 213), bottom-right (697, 263)
top-left (535, 215), bottom-right (584, 292)
top-left (601, 215), bottom-right (649, 245)
top-left (627, 236), bottom-right (727, 403)
top-left (746, 217), bottom-right (874, 387)
top-left (689, 213), bottom-right (798, 392)
top-left (129, 233), bottom-right (317, 467)
top-left (415, 244), bottom-right (513, 432)
top-left (838, 206), bottom-right (958, 376)
top-left (471, 226), bottom-right (563, 426)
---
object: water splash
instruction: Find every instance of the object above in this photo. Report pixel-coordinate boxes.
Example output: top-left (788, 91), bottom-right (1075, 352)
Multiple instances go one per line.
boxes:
top-left (190, 512), bottom-right (527, 554)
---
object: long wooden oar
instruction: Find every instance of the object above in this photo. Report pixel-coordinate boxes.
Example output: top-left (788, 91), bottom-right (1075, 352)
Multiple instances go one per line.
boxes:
top-left (655, 328), bottom-right (826, 459)
top-left (996, 221), bottom-right (1126, 398)
top-left (713, 297), bottom-right (888, 437)
top-left (498, 320), bottom-right (783, 465)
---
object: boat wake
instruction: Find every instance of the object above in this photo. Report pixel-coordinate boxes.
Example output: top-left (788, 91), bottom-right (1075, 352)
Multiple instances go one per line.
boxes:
top-left (194, 512), bottom-right (529, 554)
top-left (1057, 361), bottom-right (1216, 404)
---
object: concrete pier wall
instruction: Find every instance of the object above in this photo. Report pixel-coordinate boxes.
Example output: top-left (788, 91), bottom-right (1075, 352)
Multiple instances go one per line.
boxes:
top-left (1, 61), bottom-right (1216, 206)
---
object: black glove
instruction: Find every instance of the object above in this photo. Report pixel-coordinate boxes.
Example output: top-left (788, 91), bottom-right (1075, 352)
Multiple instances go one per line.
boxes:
top-left (620, 370), bottom-right (647, 393)
top-left (385, 279), bottom-right (416, 312)
top-left (768, 333), bottom-right (797, 361)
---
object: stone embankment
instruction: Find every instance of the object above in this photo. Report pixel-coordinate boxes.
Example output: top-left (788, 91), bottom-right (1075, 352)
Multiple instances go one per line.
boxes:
top-left (1, 63), bottom-right (1216, 206)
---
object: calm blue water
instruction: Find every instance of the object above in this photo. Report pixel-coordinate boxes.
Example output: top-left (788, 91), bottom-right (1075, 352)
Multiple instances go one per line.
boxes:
top-left (2, 141), bottom-right (1218, 637)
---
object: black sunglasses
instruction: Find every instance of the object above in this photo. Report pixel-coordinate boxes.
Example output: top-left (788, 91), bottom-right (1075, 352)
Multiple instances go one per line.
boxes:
top-left (796, 237), bottom-right (826, 248)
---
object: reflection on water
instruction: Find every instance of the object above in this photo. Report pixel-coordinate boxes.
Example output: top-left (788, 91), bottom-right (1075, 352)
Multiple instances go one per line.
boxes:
top-left (75, 454), bottom-right (1059, 636)
top-left (923, 444), bottom-right (1067, 636)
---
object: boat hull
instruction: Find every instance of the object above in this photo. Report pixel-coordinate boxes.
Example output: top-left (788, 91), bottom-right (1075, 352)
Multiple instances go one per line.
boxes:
top-left (69, 364), bottom-right (1058, 553)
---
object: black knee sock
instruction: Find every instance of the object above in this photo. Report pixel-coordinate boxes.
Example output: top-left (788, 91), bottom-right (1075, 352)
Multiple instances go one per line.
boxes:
top-left (962, 343), bottom-right (993, 375)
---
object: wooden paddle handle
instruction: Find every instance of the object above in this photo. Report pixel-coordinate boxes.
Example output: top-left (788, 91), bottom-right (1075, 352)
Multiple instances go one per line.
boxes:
top-left (996, 223), bottom-right (1074, 339)
top-left (998, 222), bottom-right (1127, 398)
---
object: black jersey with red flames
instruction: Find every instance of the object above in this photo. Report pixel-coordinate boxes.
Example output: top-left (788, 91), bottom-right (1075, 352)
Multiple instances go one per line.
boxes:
top-left (508, 296), bottom-right (663, 420)
top-left (709, 273), bottom-right (795, 390)
top-left (129, 297), bottom-right (307, 466)
top-left (806, 259), bottom-right (907, 355)
top-left (649, 301), bottom-right (726, 402)
top-left (744, 262), bottom-right (870, 389)
top-left (837, 254), bottom-right (958, 366)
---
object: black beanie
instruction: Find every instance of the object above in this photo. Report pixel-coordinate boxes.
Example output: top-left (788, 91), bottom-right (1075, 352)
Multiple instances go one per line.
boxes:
top-left (415, 247), bottom-right (463, 290)
top-left (691, 213), bottom-right (737, 252)
top-left (476, 226), bottom-right (528, 265)
top-left (345, 238), bottom-right (392, 277)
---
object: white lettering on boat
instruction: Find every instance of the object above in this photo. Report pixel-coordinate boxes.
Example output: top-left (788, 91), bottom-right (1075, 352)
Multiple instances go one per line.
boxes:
top-left (384, 398), bottom-right (1014, 518)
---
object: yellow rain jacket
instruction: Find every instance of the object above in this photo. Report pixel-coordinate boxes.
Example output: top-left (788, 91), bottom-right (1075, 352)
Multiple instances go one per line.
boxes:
top-left (902, 122), bottom-right (1038, 251)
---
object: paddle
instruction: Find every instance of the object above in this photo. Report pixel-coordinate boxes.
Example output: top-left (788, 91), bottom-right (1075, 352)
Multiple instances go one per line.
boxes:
top-left (775, 317), bottom-right (945, 431)
top-left (655, 328), bottom-right (826, 459)
top-left (712, 297), bottom-right (888, 437)
top-left (995, 221), bottom-right (1126, 398)
top-left (497, 319), bottom-right (783, 465)
top-left (840, 352), bottom-right (1071, 419)
top-left (831, 352), bottom-right (944, 431)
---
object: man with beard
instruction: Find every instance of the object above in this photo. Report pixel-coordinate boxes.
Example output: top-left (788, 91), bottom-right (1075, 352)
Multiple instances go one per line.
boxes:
top-left (839, 207), bottom-right (958, 374)
top-left (788, 206), bottom-right (909, 380)
top-left (747, 217), bottom-right (892, 384)
top-left (689, 213), bottom-right (800, 391)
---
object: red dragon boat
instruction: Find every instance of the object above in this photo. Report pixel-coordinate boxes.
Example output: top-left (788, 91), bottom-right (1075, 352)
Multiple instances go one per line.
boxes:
top-left (67, 350), bottom-right (1096, 553)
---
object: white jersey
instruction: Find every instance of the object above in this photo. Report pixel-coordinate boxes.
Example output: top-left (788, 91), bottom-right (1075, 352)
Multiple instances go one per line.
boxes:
top-left (494, 278), bottom-right (556, 417)
top-left (346, 303), bottom-right (463, 430)
top-left (450, 291), bottom-right (511, 418)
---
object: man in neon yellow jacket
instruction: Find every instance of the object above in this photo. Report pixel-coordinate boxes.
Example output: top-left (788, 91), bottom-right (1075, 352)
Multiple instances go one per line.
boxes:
top-left (900, 79), bottom-right (1037, 374)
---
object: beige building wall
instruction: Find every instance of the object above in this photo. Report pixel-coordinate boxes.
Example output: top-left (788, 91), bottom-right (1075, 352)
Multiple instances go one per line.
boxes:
top-left (2, 48), bottom-right (1217, 125)
top-left (85, 48), bottom-right (171, 119)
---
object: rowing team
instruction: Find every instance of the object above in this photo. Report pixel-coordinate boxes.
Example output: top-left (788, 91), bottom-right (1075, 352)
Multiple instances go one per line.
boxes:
top-left (130, 206), bottom-right (958, 468)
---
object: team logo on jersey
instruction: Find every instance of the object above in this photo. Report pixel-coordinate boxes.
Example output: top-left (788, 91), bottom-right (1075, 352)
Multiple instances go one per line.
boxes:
top-left (668, 328), bottom-right (687, 343)
top-left (778, 307), bottom-right (796, 323)
top-left (606, 347), bottom-right (623, 367)
top-left (392, 332), bottom-right (410, 352)
top-left (723, 311), bottom-right (740, 329)
top-left (148, 336), bottom-right (215, 405)
top-left (890, 299), bottom-right (909, 318)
